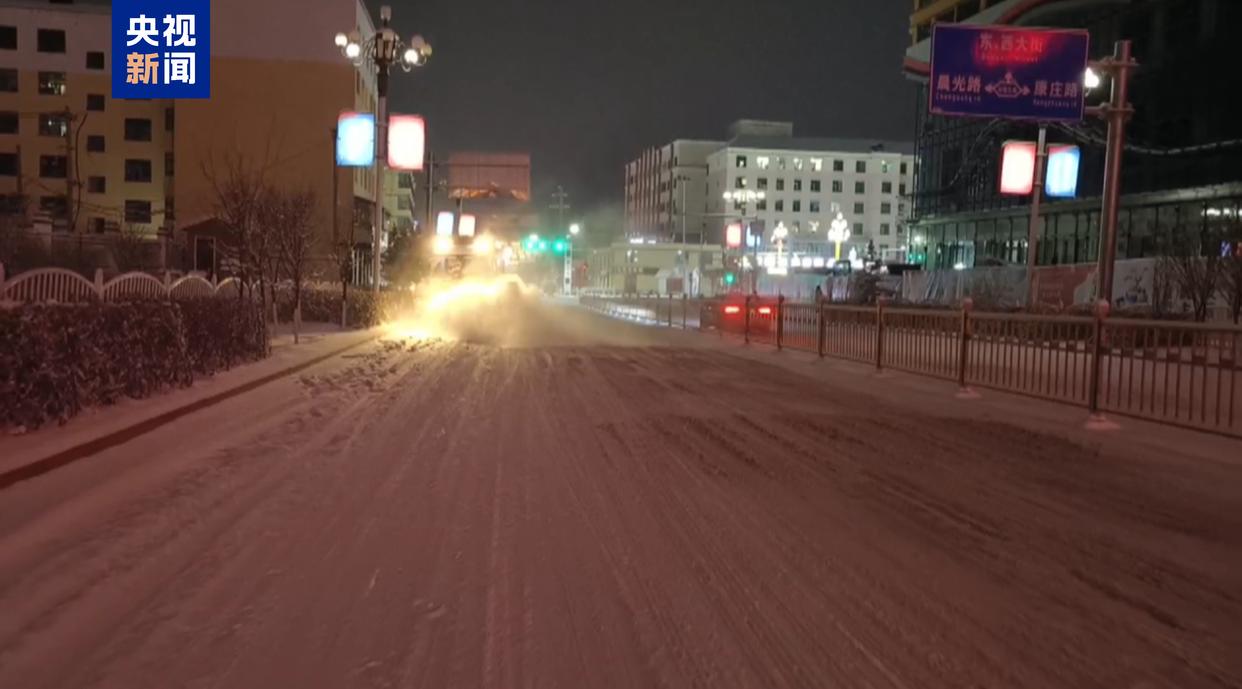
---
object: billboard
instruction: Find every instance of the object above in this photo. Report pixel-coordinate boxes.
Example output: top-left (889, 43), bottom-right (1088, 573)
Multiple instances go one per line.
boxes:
top-left (929, 24), bottom-right (1089, 122)
top-left (445, 152), bottom-right (531, 201)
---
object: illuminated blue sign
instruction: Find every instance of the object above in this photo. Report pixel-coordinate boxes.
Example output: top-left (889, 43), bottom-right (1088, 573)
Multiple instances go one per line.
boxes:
top-left (336, 112), bottom-right (375, 167)
top-left (112, 0), bottom-right (210, 99)
top-left (930, 24), bottom-right (1089, 122)
top-left (1045, 145), bottom-right (1081, 198)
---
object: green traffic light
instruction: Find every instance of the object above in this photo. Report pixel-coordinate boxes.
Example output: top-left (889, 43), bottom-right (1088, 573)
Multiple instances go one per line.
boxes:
top-left (724, 272), bottom-right (736, 285)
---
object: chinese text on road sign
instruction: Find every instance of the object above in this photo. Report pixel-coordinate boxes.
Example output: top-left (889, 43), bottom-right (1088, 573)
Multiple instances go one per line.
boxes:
top-left (929, 24), bottom-right (1088, 122)
top-left (113, 0), bottom-right (210, 99)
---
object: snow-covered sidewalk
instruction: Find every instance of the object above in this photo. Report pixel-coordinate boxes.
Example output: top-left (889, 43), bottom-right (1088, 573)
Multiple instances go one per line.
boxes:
top-left (0, 325), bottom-right (379, 481)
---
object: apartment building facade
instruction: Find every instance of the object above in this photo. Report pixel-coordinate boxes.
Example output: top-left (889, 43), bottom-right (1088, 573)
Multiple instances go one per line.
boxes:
top-left (0, 0), bottom-right (170, 235)
top-left (624, 139), bottom-right (721, 243)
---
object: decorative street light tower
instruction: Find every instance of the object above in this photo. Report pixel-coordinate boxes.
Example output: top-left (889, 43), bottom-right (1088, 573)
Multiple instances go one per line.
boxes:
top-left (827, 211), bottom-right (851, 264)
top-left (334, 7), bottom-right (431, 294)
top-left (722, 189), bottom-right (765, 292)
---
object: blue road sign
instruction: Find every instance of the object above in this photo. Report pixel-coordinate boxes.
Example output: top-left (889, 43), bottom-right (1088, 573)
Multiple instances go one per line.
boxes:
top-left (929, 24), bottom-right (1088, 122)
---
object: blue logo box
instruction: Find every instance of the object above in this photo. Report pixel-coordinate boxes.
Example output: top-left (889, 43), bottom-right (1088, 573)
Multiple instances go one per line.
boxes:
top-left (112, 0), bottom-right (210, 99)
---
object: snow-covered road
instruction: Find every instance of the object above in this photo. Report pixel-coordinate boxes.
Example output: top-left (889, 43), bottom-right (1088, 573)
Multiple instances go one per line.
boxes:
top-left (1, 300), bottom-right (1239, 689)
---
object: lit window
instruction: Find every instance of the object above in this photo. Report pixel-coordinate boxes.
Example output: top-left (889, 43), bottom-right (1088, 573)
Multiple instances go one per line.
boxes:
top-left (776, 157), bottom-right (785, 170)
top-left (756, 156), bottom-right (770, 169)
top-left (881, 160), bottom-right (890, 174)
top-left (38, 71), bottom-right (66, 95)
top-left (793, 158), bottom-right (803, 171)
top-left (735, 176), bottom-right (746, 189)
top-left (39, 112), bottom-right (69, 137)
top-left (811, 158), bottom-right (823, 172)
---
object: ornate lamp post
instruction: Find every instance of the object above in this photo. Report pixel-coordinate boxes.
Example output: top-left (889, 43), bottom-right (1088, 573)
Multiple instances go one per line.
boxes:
top-left (334, 7), bottom-right (431, 293)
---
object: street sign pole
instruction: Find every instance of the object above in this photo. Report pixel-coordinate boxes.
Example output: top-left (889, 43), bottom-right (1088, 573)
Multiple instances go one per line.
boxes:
top-left (1092, 39), bottom-right (1136, 306)
top-left (1026, 124), bottom-right (1048, 307)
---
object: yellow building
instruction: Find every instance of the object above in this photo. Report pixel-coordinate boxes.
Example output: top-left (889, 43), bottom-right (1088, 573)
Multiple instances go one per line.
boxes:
top-left (0, 0), bottom-right (170, 235)
top-left (173, 0), bottom-right (380, 277)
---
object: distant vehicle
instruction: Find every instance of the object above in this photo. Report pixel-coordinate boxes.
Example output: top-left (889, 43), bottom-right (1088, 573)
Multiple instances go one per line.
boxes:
top-left (708, 299), bottom-right (775, 336)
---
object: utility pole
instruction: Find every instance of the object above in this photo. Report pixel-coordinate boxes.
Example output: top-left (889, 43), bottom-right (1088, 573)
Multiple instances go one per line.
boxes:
top-left (1091, 39), bottom-right (1137, 306)
top-left (549, 185), bottom-right (570, 233)
top-left (424, 150), bottom-right (435, 232)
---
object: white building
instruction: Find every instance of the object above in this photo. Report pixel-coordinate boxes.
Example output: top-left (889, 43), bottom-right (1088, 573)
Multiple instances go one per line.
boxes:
top-left (705, 130), bottom-right (915, 265)
top-left (624, 139), bottom-right (722, 243)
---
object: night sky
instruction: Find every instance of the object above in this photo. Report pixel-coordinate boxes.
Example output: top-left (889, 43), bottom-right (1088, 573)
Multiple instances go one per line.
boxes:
top-left (388, 0), bottom-right (915, 217)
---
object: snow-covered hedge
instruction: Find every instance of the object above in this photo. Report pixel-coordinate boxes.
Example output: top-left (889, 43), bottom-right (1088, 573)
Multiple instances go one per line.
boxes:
top-left (0, 298), bottom-right (267, 431)
top-left (272, 283), bottom-right (414, 327)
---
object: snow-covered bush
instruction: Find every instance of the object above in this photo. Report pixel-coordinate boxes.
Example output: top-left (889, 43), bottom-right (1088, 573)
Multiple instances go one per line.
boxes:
top-left (0, 298), bottom-right (266, 431)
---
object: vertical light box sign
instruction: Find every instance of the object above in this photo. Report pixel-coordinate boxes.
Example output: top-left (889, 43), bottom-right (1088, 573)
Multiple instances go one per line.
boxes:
top-left (1044, 145), bottom-right (1081, 198)
top-left (387, 114), bottom-right (426, 171)
top-left (435, 211), bottom-right (455, 237)
top-left (999, 141), bottom-right (1037, 195)
top-left (336, 112), bottom-right (375, 167)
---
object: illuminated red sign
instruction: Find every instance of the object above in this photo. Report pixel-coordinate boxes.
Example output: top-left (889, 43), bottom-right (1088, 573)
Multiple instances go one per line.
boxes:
top-left (725, 223), bottom-right (742, 248)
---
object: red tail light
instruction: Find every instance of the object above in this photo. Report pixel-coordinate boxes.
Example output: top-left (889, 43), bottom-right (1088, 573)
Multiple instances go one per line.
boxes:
top-left (723, 305), bottom-right (741, 315)
top-left (757, 306), bottom-right (772, 315)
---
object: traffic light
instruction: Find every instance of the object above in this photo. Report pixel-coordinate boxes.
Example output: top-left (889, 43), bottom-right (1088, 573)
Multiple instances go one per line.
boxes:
top-left (552, 239), bottom-right (567, 255)
top-left (724, 271), bottom-right (736, 286)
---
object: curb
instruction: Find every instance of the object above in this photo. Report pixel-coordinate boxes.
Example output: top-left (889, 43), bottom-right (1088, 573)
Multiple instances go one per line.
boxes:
top-left (0, 333), bottom-right (380, 491)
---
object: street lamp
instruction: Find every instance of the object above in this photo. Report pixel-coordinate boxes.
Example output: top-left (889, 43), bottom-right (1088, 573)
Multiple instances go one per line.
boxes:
top-left (569, 223), bottom-right (581, 236)
top-left (334, 6), bottom-right (432, 294)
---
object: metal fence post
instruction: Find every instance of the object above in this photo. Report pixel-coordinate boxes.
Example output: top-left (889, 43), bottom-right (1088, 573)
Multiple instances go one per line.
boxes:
top-left (956, 297), bottom-right (980, 398)
top-left (816, 298), bottom-right (826, 358)
top-left (682, 294), bottom-right (688, 329)
top-left (667, 293), bottom-right (673, 327)
top-left (776, 294), bottom-right (785, 350)
top-left (744, 294), bottom-right (752, 344)
top-left (1085, 299), bottom-right (1116, 428)
top-left (875, 297), bottom-right (886, 372)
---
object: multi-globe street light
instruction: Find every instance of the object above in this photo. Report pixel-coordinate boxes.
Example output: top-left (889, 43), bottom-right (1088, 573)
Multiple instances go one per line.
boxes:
top-left (334, 6), bottom-right (431, 293)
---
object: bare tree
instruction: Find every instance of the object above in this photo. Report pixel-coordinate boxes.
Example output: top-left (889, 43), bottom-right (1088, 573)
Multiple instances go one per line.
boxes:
top-left (272, 187), bottom-right (317, 343)
top-left (253, 185), bottom-right (284, 324)
top-left (1217, 220), bottom-right (1242, 324)
top-left (1150, 256), bottom-right (1176, 319)
top-left (112, 223), bottom-right (149, 273)
top-left (202, 149), bottom-right (270, 300)
top-left (1162, 225), bottom-right (1223, 322)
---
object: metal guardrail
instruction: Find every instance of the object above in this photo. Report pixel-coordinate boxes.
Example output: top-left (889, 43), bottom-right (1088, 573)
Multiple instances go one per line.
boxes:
top-left (583, 294), bottom-right (1242, 438)
top-left (0, 268), bottom-right (245, 303)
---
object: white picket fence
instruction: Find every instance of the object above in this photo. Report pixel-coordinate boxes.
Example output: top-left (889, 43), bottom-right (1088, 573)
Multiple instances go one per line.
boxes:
top-left (0, 264), bottom-right (243, 304)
